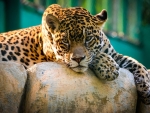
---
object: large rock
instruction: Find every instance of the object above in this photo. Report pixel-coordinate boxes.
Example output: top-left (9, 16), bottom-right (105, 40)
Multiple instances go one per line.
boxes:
top-left (23, 62), bottom-right (137, 113)
top-left (0, 62), bottom-right (27, 113)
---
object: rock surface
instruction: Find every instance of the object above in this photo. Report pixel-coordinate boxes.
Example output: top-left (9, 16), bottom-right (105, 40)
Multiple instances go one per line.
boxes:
top-left (0, 62), bottom-right (27, 113)
top-left (22, 62), bottom-right (137, 113)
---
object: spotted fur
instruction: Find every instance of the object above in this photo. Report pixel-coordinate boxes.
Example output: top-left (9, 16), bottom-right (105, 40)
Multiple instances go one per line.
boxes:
top-left (0, 4), bottom-right (150, 104)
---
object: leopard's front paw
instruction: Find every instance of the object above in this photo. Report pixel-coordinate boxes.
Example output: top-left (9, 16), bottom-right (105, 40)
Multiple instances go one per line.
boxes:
top-left (89, 53), bottom-right (120, 81)
top-left (98, 61), bottom-right (119, 81)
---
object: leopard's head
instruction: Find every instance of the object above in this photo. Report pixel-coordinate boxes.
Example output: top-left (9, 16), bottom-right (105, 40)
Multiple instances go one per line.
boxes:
top-left (42, 4), bottom-right (107, 72)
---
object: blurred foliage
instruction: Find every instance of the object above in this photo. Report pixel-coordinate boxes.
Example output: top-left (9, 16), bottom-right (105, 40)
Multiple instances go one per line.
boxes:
top-left (142, 0), bottom-right (150, 25)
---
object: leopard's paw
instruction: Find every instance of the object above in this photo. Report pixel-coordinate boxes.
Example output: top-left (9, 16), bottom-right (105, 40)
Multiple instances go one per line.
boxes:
top-left (90, 53), bottom-right (120, 81)
top-left (97, 61), bottom-right (119, 81)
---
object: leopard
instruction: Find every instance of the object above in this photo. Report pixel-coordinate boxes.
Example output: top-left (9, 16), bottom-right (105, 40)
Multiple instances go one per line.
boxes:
top-left (0, 4), bottom-right (150, 105)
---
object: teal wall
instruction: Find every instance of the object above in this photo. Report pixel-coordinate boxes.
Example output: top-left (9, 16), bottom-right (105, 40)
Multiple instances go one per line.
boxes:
top-left (109, 38), bottom-right (144, 64)
top-left (20, 7), bottom-right (42, 28)
top-left (5, 0), bottom-right (20, 32)
top-left (0, 0), bottom-right (42, 32)
top-left (140, 26), bottom-right (150, 68)
top-left (0, 1), bottom-right (5, 32)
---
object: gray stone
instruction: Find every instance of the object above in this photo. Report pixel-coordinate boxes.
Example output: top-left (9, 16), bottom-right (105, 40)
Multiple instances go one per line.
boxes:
top-left (0, 61), bottom-right (27, 113)
top-left (24, 62), bottom-right (137, 113)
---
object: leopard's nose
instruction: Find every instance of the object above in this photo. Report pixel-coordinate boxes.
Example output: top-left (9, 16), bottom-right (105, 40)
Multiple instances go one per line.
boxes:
top-left (71, 56), bottom-right (85, 63)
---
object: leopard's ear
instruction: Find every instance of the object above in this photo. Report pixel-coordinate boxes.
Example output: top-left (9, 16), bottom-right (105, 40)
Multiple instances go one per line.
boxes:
top-left (95, 9), bottom-right (107, 25)
top-left (46, 14), bottom-right (60, 32)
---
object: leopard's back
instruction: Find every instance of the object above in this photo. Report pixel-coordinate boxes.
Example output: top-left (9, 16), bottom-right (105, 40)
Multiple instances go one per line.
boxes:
top-left (0, 25), bottom-right (47, 68)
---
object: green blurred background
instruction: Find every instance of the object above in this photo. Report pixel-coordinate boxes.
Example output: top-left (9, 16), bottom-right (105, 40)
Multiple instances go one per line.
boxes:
top-left (0, 0), bottom-right (150, 68)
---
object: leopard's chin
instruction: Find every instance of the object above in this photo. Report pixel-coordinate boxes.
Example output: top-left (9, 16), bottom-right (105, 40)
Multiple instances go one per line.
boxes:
top-left (71, 66), bottom-right (88, 72)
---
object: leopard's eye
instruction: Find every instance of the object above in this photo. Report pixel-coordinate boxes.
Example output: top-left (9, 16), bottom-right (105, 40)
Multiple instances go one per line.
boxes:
top-left (86, 36), bottom-right (93, 42)
top-left (62, 39), bottom-right (69, 44)
top-left (85, 35), bottom-right (96, 48)
top-left (59, 38), bottom-right (70, 51)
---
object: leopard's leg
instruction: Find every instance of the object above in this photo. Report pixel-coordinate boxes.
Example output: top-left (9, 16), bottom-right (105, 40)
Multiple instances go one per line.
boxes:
top-left (89, 52), bottom-right (119, 81)
top-left (100, 32), bottom-right (150, 105)
top-left (115, 54), bottom-right (150, 104)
